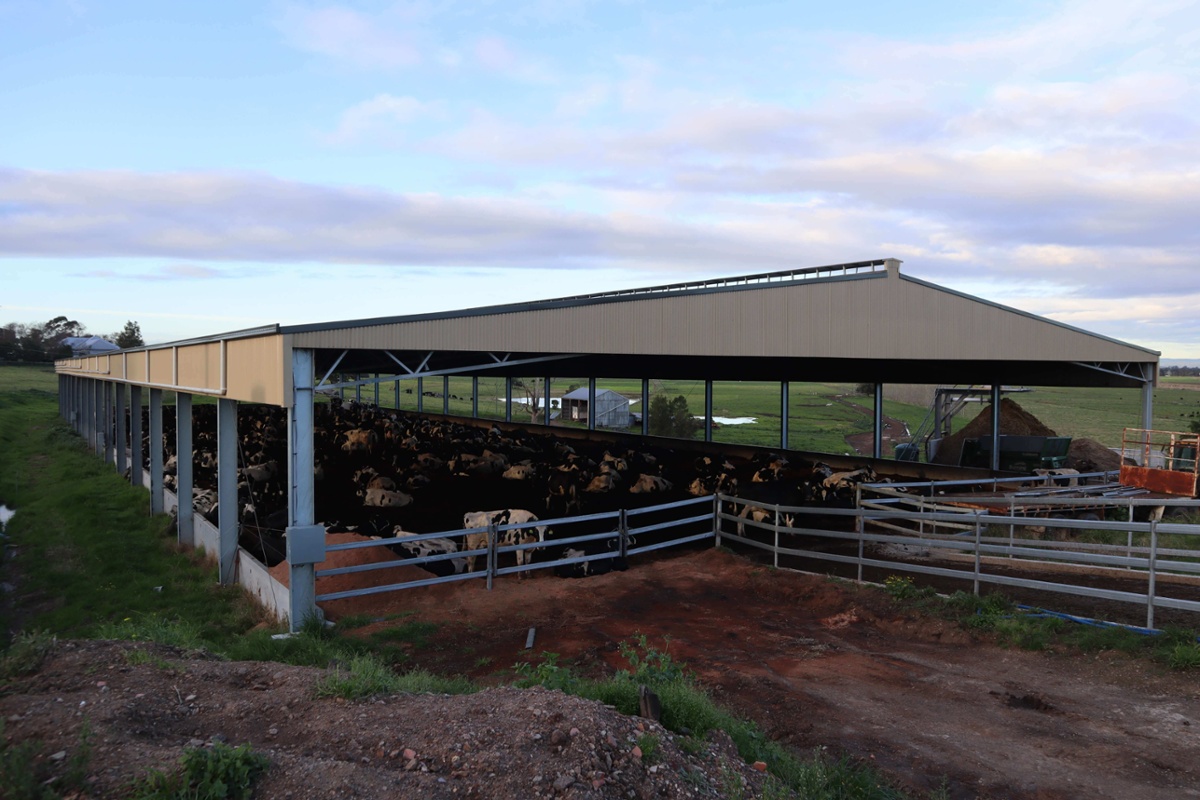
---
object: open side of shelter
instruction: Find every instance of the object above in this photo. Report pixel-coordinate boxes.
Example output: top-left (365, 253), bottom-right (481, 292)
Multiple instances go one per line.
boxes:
top-left (55, 258), bottom-right (1160, 630)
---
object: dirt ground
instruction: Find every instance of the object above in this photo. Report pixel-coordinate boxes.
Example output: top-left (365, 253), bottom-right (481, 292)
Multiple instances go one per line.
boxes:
top-left (321, 548), bottom-right (1200, 800)
top-left (8, 549), bottom-right (1200, 799)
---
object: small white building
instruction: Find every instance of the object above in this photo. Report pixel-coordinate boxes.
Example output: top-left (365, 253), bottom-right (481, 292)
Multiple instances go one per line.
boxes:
top-left (559, 388), bottom-right (632, 428)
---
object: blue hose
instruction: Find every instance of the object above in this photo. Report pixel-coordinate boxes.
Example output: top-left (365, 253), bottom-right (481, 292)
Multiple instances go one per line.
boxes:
top-left (1012, 604), bottom-right (1171, 637)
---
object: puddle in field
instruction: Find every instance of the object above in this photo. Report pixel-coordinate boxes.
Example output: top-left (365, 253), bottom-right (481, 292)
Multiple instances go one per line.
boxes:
top-left (0, 505), bottom-right (14, 532)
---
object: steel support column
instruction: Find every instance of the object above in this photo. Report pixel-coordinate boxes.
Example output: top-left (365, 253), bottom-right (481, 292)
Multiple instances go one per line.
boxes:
top-left (216, 397), bottom-right (238, 584)
top-left (990, 384), bottom-right (1001, 472)
top-left (287, 348), bottom-right (324, 632)
top-left (417, 377), bottom-right (424, 413)
top-left (443, 375), bottom-right (450, 415)
top-left (505, 377), bottom-right (513, 423)
top-left (129, 386), bottom-right (143, 488)
top-left (176, 392), bottom-right (194, 547)
top-left (1142, 381), bottom-right (1154, 432)
top-left (641, 379), bottom-right (649, 436)
top-left (873, 383), bottom-right (884, 459)
top-left (373, 373), bottom-right (380, 407)
top-left (781, 382), bottom-right (790, 450)
top-left (103, 382), bottom-right (114, 466)
top-left (472, 376), bottom-right (479, 418)
top-left (704, 380), bottom-right (713, 443)
top-left (148, 389), bottom-right (164, 515)
top-left (116, 384), bottom-right (128, 476)
top-left (543, 376), bottom-right (551, 426)
top-left (588, 378), bottom-right (596, 431)
top-left (91, 380), bottom-right (101, 456)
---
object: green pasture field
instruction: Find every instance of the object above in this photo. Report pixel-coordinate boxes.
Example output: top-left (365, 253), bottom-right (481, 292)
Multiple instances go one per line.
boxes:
top-left (335, 373), bottom-right (931, 455)
top-left (324, 370), bottom-right (1200, 453)
top-left (25, 361), bottom-right (1200, 458)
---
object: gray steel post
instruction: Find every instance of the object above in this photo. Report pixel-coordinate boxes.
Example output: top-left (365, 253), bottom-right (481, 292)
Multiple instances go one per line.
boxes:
top-left (216, 397), bottom-right (238, 585)
top-left (129, 385), bottom-right (143, 488)
top-left (287, 348), bottom-right (324, 632)
top-left (505, 377), bottom-right (513, 422)
top-left (1142, 381), bottom-right (1154, 432)
top-left (990, 384), bottom-right (1001, 472)
top-left (394, 379), bottom-right (400, 410)
top-left (873, 383), bottom-right (884, 459)
top-left (417, 377), bottom-right (424, 413)
top-left (588, 378), bottom-right (596, 431)
top-left (487, 522), bottom-right (498, 590)
top-left (543, 376), bottom-right (551, 426)
top-left (373, 373), bottom-right (379, 407)
top-left (94, 381), bottom-right (103, 457)
top-left (116, 383), bottom-right (128, 476)
top-left (355, 374), bottom-right (362, 403)
top-left (973, 512), bottom-right (983, 595)
top-left (149, 389), bottom-right (164, 515)
top-left (641, 379), bottom-right (649, 436)
top-left (443, 375), bottom-right (450, 415)
top-left (103, 382), bottom-right (114, 466)
top-left (781, 381), bottom-right (789, 450)
top-left (176, 392), bottom-right (194, 548)
top-left (472, 376), bottom-right (479, 418)
top-left (704, 380), bottom-right (713, 442)
top-left (1147, 520), bottom-right (1158, 630)
top-left (618, 508), bottom-right (629, 559)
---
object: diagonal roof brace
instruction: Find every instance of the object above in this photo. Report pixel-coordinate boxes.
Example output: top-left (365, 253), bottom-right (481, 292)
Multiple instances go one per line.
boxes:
top-left (316, 352), bottom-right (579, 392)
top-left (1071, 361), bottom-right (1156, 382)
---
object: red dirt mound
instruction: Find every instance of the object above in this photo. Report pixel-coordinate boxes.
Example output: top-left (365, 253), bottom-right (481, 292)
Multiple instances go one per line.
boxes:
top-left (268, 532), bottom-right (431, 618)
top-left (931, 398), bottom-right (1056, 466)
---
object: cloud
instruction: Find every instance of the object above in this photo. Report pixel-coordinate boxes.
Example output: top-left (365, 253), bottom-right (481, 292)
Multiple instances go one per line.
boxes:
top-left (72, 265), bottom-right (228, 281)
top-left (323, 94), bottom-right (431, 145)
top-left (276, 4), bottom-right (422, 69)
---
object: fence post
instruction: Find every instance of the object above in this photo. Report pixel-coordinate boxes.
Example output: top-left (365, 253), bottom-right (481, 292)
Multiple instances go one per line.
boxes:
top-left (973, 511), bottom-right (983, 596)
top-left (713, 495), bottom-right (722, 549)
top-left (856, 508), bottom-right (864, 583)
top-left (487, 521), bottom-right (498, 591)
top-left (1147, 519), bottom-right (1158, 630)
top-left (773, 506), bottom-right (779, 569)
top-left (1008, 497), bottom-right (1015, 557)
top-left (618, 508), bottom-right (629, 560)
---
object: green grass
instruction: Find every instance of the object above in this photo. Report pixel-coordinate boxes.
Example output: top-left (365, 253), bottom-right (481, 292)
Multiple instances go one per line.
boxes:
top-left (515, 635), bottom-right (911, 799)
top-left (885, 582), bottom-right (1200, 670)
top-left (128, 741), bottom-right (269, 800)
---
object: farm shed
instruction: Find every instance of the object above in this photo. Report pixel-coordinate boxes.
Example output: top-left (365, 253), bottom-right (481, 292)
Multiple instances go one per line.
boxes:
top-left (54, 258), bottom-right (1161, 629)
top-left (560, 387), bottom-right (632, 428)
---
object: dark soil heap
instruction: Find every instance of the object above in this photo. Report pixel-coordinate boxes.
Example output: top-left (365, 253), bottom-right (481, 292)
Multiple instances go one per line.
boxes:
top-left (930, 398), bottom-right (1056, 466)
top-left (931, 397), bottom-right (1124, 472)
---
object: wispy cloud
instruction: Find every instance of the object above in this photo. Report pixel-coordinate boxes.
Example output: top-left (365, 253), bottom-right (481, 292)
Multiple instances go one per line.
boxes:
top-left (323, 94), bottom-right (432, 145)
top-left (276, 4), bottom-right (423, 69)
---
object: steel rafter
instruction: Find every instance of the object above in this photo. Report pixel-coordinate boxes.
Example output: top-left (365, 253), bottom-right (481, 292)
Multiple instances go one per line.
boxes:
top-left (1071, 361), bottom-right (1156, 382)
top-left (316, 351), bottom-right (577, 391)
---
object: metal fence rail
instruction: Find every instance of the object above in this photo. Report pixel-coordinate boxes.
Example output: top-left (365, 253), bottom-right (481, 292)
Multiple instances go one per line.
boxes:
top-left (315, 495), bottom-right (716, 603)
top-left (717, 493), bottom-right (1200, 629)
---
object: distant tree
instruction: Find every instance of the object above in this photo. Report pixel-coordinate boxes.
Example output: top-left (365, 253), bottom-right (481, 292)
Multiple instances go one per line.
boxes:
top-left (513, 378), bottom-right (543, 422)
top-left (648, 394), bottom-right (700, 439)
top-left (114, 320), bottom-right (144, 349)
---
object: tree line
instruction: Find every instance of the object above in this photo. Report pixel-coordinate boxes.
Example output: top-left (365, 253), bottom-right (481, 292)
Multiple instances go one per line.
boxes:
top-left (0, 316), bottom-right (144, 363)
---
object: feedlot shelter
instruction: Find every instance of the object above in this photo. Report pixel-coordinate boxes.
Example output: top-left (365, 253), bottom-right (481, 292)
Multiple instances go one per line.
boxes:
top-left (55, 258), bottom-right (1160, 630)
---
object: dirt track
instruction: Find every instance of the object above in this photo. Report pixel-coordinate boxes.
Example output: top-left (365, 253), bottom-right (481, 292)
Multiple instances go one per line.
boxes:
top-left (325, 548), bottom-right (1200, 800)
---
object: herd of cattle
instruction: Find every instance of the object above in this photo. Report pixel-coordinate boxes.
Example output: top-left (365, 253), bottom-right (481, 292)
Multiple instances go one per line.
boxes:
top-left (145, 396), bottom-right (886, 580)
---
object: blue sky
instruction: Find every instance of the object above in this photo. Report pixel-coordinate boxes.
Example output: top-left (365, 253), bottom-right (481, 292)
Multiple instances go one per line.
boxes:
top-left (1, 0), bottom-right (1197, 357)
